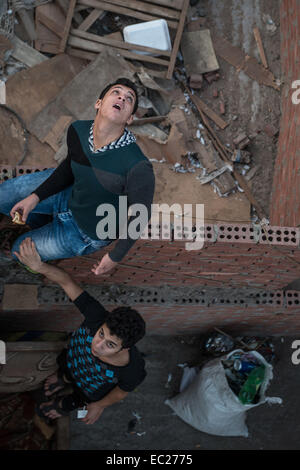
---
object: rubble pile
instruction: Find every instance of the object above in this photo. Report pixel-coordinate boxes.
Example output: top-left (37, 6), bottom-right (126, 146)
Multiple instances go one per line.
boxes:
top-left (0, 0), bottom-right (280, 219)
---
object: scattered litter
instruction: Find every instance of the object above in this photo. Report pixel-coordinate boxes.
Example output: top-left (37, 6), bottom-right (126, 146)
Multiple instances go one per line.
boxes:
top-left (262, 14), bottom-right (277, 33)
top-left (165, 373), bottom-right (173, 388)
top-left (132, 411), bottom-right (142, 421)
top-left (204, 331), bottom-right (235, 356)
top-left (136, 432), bottom-right (146, 437)
top-left (177, 363), bottom-right (188, 368)
top-left (172, 163), bottom-right (195, 174)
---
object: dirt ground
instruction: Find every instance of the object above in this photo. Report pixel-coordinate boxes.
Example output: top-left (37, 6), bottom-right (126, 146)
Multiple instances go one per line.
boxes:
top-left (70, 334), bottom-right (300, 451)
top-left (190, 0), bottom-right (281, 219)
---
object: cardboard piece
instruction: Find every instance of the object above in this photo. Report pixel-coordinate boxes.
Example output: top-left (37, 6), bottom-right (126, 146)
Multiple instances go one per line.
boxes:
top-left (181, 30), bottom-right (219, 76)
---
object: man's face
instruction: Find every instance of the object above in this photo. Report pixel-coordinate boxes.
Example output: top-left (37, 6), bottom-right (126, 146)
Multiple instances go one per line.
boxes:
top-left (91, 323), bottom-right (124, 358)
top-left (94, 84), bottom-right (136, 125)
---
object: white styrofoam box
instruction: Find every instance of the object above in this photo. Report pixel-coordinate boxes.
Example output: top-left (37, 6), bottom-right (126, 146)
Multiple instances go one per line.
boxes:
top-left (123, 19), bottom-right (171, 56)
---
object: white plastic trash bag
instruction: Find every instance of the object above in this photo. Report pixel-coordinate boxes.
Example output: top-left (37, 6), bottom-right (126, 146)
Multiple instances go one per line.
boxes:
top-left (165, 349), bottom-right (282, 437)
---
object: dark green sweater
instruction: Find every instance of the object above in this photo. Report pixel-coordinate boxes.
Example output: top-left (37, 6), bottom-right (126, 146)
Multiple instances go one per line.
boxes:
top-left (33, 120), bottom-right (155, 262)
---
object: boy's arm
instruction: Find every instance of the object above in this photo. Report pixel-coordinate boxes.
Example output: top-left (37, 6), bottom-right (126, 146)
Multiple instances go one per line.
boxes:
top-left (14, 238), bottom-right (83, 301)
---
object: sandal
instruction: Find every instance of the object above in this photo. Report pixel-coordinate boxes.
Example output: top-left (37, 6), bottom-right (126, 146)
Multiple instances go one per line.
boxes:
top-left (36, 397), bottom-right (69, 420)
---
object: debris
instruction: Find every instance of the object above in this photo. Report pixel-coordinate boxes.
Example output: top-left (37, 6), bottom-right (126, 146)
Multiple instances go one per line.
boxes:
top-left (132, 411), bottom-right (141, 421)
top-left (17, 7), bottom-right (36, 41)
top-left (130, 115), bottom-right (167, 127)
top-left (244, 164), bottom-right (260, 182)
top-left (203, 70), bottom-right (220, 83)
top-left (123, 19), bottom-right (172, 56)
top-left (188, 92), bottom-right (228, 129)
top-left (35, 0), bottom-right (76, 54)
top-left (203, 331), bottom-right (235, 356)
top-left (0, 80), bottom-right (5, 103)
top-left (211, 33), bottom-right (280, 90)
top-left (67, 0), bottom-right (190, 79)
top-left (197, 163), bottom-right (233, 184)
top-left (165, 373), bottom-right (172, 388)
top-left (262, 13), bottom-right (277, 33)
top-left (231, 149), bottom-right (251, 164)
top-left (233, 132), bottom-right (250, 150)
top-left (180, 29), bottom-right (219, 76)
top-left (130, 123), bottom-right (169, 144)
top-left (253, 26), bottom-right (268, 69)
top-left (189, 73), bottom-right (203, 89)
top-left (137, 68), bottom-right (170, 95)
top-left (10, 35), bottom-right (48, 68)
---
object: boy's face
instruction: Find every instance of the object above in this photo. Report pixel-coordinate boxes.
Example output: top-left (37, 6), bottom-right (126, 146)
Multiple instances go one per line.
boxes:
top-left (91, 323), bottom-right (124, 358)
top-left (94, 84), bottom-right (136, 126)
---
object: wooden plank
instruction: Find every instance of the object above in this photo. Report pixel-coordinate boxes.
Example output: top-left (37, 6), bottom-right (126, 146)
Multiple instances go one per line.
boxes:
top-left (36, 10), bottom-right (65, 38)
top-left (17, 8), bottom-right (36, 41)
top-left (103, 0), bottom-right (181, 20)
top-left (57, 0), bottom-right (83, 25)
top-left (66, 47), bottom-right (170, 78)
top-left (11, 35), bottom-right (48, 67)
top-left (189, 93), bottom-right (229, 129)
top-left (253, 26), bottom-right (268, 69)
top-left (68, 35), bottom-right (170, 66)
top-left (130, 116), bottom-right (167, 126)
top-left (212, 33), bottom-right (279, 91)
top-left (0, 80), bottom-right (5, 104)
top-left (70, 27), bottom-right (171, 57)
top-left (166, 0), bottom-right (189, 79)
top-left (142, 0), bottom-right (184, 10)
top-left (66, 46), bottom-right (98, 61)
top-left (78, 0), bottom-right (178, 29)
top-left (78, 8), bottom-right (105, 31)
top-left (59, 0), bottom-right (77, 52)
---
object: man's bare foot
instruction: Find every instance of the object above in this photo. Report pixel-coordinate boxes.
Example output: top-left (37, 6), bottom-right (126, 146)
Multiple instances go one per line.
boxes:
top-left (40, 399), bottom-right (64, 420)
top-left (44, 372), bottom-right (66, 397)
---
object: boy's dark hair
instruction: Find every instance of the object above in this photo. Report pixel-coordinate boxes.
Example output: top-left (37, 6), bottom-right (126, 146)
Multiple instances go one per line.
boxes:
top-left (105, 307), bottom-right (145, 349)
top-left (99, 77), bottom-right (139, 114)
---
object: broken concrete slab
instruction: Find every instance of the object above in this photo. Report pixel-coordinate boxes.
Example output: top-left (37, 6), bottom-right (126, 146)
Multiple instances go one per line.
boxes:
top-left (181, 29), bottom-right (219, 76)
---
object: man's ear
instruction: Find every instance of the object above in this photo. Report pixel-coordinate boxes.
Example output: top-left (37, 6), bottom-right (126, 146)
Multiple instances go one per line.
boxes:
top-left (126, 114), bottom-right (134, 126)
top-left (94, 99), bottom-right (102, 111)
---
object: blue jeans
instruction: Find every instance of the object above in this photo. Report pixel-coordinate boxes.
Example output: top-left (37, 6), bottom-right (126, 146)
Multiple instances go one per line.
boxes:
top-left (0, 169), bottom-right (111, 261)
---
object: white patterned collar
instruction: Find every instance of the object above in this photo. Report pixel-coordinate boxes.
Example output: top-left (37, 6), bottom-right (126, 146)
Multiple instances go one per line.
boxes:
top-left (88, 122), bottom-right (136, 153)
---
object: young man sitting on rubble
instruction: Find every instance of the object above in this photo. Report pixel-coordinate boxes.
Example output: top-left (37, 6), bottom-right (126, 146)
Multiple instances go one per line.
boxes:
top-left (15, 237), bottom-right (146, 425)
top-left (0, 77), bottom-right (155, 276)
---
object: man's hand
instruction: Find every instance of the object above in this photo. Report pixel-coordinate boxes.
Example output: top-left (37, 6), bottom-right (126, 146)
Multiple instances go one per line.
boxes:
top-left (81, 402), bottom-right (105, 425)
top-left (10, 193), bottom-right (39, 224)
top-left (91, 253), bottom-right (118, 275)
top-left (13, 237), bottom-right (44, 272)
